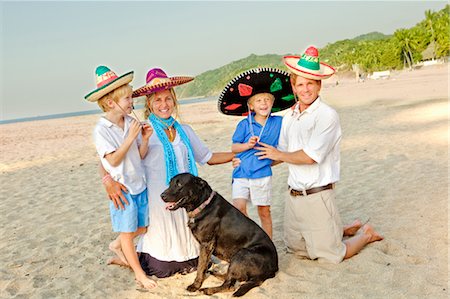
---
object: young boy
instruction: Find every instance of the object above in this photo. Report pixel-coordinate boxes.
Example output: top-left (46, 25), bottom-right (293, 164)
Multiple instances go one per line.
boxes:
top-left (85, 66), bottom-right (156, 289)
top-left (217, 68), bottom-right (296, 239)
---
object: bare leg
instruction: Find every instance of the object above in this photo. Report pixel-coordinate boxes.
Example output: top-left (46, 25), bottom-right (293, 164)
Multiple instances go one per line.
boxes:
top-left (108, 227), bottom-right (147, 266)
top-left (233, 198), bottom-right (248, 216)
top-left (344, 224), bottom-right (383, 259)
top-left (120, 228), bottom-right (157, 290)
top-left (257, 206), bottom-right (272, 239)
top-left (108, 235), bottom-right (128, 266)
top-left (343, 219), bottom-right (362, 236)
top-left (107, 256), bottom-right (131, 268)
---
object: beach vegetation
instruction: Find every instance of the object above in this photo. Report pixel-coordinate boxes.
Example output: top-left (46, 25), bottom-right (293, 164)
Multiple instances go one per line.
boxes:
top-left (177, 5), bottom-right (449, 98)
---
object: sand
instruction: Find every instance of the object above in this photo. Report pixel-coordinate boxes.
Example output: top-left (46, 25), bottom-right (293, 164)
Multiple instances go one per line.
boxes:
top-left (0, 64), bottom-right (448, 298)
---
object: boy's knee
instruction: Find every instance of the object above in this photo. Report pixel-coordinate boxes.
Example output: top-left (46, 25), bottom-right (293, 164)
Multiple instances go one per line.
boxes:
top-left (233, 199), bottom-right (247, 211)
top-left (257, 206), bottom-right (271, 218)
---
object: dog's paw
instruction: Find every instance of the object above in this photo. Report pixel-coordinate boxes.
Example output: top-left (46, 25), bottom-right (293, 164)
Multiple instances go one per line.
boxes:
top-left (187, 284), bottom-right (200, 292)
top-left (199, 288), bottom-right (213, 296)
top-left (200, 288), bottom-right (215, 295)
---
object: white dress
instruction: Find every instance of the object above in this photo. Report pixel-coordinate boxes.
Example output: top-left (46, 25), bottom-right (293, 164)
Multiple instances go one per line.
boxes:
top-left (137, 124), bottom-right (212, 262)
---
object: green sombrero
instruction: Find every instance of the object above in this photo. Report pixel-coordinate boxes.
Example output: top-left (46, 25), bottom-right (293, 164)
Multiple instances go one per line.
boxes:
top-left (283, 46), bottom-right (335, 80)
top-left (85, 66), bottom-right (134, 102)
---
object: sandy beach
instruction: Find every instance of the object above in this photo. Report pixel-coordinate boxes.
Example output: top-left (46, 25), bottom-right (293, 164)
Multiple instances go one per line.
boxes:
top-left (0, 64), bottom-right (448, 298)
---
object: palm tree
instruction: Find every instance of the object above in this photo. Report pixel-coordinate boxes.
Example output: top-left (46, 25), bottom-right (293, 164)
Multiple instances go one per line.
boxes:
top-left (424, 10), bottom-right (437, 60)
top-left (433, 6), bottom-right (450, 58)
top-left (394, 29), bottom-right (418, 69)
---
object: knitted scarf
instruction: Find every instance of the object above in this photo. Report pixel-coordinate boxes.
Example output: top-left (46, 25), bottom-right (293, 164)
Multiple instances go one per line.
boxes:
top-left (149, 114), bottom-right (198, 185)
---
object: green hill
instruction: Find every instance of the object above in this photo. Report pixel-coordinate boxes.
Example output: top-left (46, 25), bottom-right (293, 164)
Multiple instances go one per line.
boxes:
top-left (177, 5), bottom-right (448, 98)
top-left (176, 54), bottom-right (285, 98)
top-left (353, 31), bottom-right (392, 41)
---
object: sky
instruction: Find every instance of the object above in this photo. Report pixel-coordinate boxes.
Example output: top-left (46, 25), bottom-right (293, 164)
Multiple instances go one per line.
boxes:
top-left (1, 0), bottom-right (447, 121)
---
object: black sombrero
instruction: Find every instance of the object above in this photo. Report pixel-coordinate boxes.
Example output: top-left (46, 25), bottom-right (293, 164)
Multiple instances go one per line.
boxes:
top-left (217, 68), bottom-right (295, 116)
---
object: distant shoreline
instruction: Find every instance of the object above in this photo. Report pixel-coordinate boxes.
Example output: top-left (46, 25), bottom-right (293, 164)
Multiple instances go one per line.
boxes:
top-left (0, 96), bottom-right (217, 125)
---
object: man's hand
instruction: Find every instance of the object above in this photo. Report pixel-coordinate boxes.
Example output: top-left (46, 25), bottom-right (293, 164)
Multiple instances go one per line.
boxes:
top-left (104, 179), bottom-right (129, 210)
top-left (254, 142), bottom-right (281, 160)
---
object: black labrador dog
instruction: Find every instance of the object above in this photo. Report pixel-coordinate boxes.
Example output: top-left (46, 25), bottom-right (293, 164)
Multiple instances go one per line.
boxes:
top-left (161, 173), bottom-right (278, 297)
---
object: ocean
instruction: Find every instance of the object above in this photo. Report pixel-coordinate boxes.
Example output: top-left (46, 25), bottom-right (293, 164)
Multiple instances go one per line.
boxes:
top-left (0, 96), bottom-right (216, 125)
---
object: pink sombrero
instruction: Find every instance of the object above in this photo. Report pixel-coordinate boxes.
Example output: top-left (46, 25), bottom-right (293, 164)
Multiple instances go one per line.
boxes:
top-left (85, 66), bottom-right (134, 102)
top-left (283, 46), bottom-right (335, 80)
top-left (132, 68), bottom-right (194, 98)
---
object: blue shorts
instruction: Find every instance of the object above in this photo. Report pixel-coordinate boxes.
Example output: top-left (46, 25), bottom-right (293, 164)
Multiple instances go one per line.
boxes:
top-left (110, 189), bottom-right (149, 233)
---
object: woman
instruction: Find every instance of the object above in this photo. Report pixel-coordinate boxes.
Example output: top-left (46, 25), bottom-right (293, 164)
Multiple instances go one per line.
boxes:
top-left (103, 68), bottom-right (234, 278)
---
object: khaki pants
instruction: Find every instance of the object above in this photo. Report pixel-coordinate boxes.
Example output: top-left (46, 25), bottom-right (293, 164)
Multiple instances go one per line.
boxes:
top-left (284, 189), bottom-right (346, 264)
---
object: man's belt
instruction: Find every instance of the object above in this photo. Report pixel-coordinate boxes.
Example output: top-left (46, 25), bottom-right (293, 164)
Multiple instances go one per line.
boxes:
top-left (289, 183), bottom-right (333, 197)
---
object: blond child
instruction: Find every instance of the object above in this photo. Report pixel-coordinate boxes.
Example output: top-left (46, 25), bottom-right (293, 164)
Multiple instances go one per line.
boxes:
top-left (85, 66), bottom-right (156, 289)
top-left (217, 68), bottom-right (296, 239)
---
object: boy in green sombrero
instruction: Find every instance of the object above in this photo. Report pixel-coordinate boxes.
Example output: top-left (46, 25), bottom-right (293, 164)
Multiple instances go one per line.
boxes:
top-left (85, 66), bottom-right (156, 289)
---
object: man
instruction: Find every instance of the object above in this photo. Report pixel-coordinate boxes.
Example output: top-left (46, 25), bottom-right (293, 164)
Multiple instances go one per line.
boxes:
top-left (255, 46), bottom-right (383, 263)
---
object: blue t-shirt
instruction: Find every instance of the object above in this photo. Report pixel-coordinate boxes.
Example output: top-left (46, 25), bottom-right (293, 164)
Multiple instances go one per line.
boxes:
top-left (232, 114), bottom-right (282, 179)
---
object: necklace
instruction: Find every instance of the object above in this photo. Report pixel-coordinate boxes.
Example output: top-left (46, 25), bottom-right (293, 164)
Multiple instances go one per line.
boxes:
top-left (248, 112), bottom-right (269, 142)
top-left (166, 126), bottom-right (175, 142)
top-left (153, 114), bottom-right (176, 142)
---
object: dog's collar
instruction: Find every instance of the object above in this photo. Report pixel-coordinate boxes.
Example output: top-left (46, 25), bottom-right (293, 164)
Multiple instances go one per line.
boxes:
top-left (188, 191), bottom-right (216, 219)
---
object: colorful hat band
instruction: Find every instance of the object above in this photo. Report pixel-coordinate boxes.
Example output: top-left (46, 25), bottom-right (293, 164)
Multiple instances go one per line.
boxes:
top-left (96, 70), bottom-right (119, 87)
top-left (298, 53), bottom-right (320, 71)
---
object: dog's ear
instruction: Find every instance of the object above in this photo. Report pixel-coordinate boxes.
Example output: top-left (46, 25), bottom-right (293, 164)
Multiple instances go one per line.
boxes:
top-left (196, 176), bottom-right (207, 188)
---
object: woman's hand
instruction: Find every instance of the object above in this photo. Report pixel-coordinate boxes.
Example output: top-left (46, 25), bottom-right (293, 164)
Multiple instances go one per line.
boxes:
top-left (103, 178), bottom-right (129, 210)
top-left (231, 157), bottom-right (241, 169)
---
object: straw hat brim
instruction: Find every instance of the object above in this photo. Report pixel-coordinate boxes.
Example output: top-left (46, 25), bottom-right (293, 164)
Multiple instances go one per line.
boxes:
top-left (218, 67), bottom-right (296, 116)
top-left (132, 76), bottom-right (194, 98)
top-left (283, 56), bottom-right (335, 80)
top-left (84, 71), bottom-right (134, 102)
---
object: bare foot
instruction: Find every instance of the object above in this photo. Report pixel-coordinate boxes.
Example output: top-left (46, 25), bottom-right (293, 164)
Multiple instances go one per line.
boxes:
top-left (362, 224), bottom-right (384, 243)
top-left (135, 275), bottom-right (157, 290)
top-left (107, 256), bottom-right (131, 268)
top-left (343, 219), bottom-right (363, 236)
top-left (109, 239), bottom-right (129, 266)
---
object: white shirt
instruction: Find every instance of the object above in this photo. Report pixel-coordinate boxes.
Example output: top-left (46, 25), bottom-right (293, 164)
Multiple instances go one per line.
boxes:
top-left (93, 115), bottom-right (146, 195)
top-left (278, 97), bottom-right (341, 190)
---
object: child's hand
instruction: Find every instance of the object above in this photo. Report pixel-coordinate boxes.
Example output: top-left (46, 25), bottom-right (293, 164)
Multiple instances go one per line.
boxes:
top-left (128, 119), bottom-right (141, 141)
top-left (142, 123), bottom-right (153, 141)
top-left (247, 136), bottom-right (259, 149)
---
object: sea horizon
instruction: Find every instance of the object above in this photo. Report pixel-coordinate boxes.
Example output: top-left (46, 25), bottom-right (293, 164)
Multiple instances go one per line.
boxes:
top-left (0, 96), bottom-right (216, 125)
